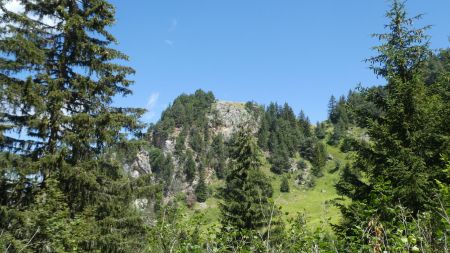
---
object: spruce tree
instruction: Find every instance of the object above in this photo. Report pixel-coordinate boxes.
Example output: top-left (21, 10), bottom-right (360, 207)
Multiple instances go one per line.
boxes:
top-left (359, 0), bottom-right (435, 213)
top-left (315, 122), bottom-right (326, 139)
top-left (328, 95), bottom-right (337, 123)
top-left (311, 142), bottom-right (327, 170)
top-left (0, 1), bottom-right (147, 251)
top-left (210, 134), bottom-right (227, 179)
top-left (220, 129), bottom-right (274, 231)
top-left (270, 145), bottom-right (291, 174)
top-left (195, 174), bottom-right (208, 203)
top-left (337, 1), bottom-right (449, 246)
top-left (185, 150), bottom-right (196, 182)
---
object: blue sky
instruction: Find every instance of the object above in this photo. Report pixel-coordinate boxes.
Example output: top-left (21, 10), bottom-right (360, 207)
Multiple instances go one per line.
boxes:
top-left (110, 0), bottom-right (450, 123)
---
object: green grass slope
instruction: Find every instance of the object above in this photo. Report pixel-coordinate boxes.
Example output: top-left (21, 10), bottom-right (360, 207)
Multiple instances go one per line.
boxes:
top-left (191, 142), bottom-right (348, 229)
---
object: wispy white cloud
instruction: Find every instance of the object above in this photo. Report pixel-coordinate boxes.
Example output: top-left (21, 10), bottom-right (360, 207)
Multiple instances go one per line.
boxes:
top-left (1, 0), bottom-right (59, 27)
top-left (144, 92), bottom-right (160, 120)
top-left (164, 39), bottom-right (174, 46)
top-left (164, 18), bottom-right (177, 46)
top-left (168, 18), bottom-right (178, 32)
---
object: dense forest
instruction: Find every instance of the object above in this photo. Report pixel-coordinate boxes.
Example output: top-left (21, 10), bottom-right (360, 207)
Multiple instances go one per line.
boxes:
top-left (0, 0), bottom-right (449, 252)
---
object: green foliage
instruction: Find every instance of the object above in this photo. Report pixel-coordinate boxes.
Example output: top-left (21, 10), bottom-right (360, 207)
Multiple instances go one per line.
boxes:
top-left (340, 135), bottom-right (358, 153)
top-left (185, 150), bottom-right (197, 182)
top-left (244, 101), bottom-right (264, 119)
top-left (311, 142), bottom-right (327, 171)
top-left (328, 95), bottom-right (338, 123)
top-left (175, 130), bottom-right (187, 156)
top-left (336, 1), bottom-right (450, 251)
top-left (190, 127), bottom-right (205, 154)
top-left (346, 86), bottom-right (387, 128)
top-left (280, 176), bottom-right (290, 193)
top-left (220, 129), bottom-right (275, 231)
top-left (149, 148), bottom-right (175, 192)
top-left (315, 122), bottom-right (327, 140)
top-left (210, 134), bottom-right (227, 179)
top-left (297, 159), bottom-right (308, 171)
top-left (270, 145), bottom-right (291, 174)
top-left (0, 0), bottom-right (448, 252)
top-left (0, 1), bottom-right (148, 251)
top-left (195, 175), bottom-right (208, 203)
top-left (147, 205), bottom-right (204, 253)
top-left (258, 103), bottom-right (315, 173)
top-left (151, 90), bottom-right (215, 149)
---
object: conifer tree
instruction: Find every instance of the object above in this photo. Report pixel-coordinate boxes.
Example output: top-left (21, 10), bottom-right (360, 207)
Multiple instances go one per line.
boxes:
top-left (210, 133), bottom-right (227, 179)
top-left (280, 176), bottom-right (290, 193)
top-left (328, 95), bottom-right (337, 123)
top-left (270, 145), bottom-right (291, 174)
top-left (358, 0), bottom-right (435, 213)
top-left (185, 150), bottom-right (196, 182)
top-left (0, 1), bottom-right (147, 251)
top-left (195, 174), bottom-right (208, 203)
top-left (337, 1), bottom-right (449, 245)
top-left (315, 122), bottom-right (326, 139)
top-left (220, 129), bottom-right (274, 231)
top-left (311, 142), bottom-right (327, 170)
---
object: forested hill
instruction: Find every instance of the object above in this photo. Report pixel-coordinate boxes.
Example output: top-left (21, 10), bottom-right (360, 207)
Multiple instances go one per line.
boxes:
top-left (123, 89), bottom-right (330, 202)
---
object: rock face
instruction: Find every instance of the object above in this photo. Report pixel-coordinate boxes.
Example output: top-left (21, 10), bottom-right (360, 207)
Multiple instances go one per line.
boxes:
top-left (211, 101), bottom-right (259, 140)
top-left (126, 150), bottom-right (152, 178)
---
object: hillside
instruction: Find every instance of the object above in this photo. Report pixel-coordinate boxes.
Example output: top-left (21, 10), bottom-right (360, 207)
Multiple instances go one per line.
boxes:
top-left (123, 90), bottom-right (351, 229)
top-left (192, 143), bottom-right (347, 228)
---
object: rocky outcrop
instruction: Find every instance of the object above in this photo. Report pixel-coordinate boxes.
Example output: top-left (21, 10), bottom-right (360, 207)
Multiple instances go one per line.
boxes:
top-left (125, 150), bottom-right (152, 178)
top-left (295, 163), bottom-right (313, 187)
top-left (210, 101), bottom-right (259, 140)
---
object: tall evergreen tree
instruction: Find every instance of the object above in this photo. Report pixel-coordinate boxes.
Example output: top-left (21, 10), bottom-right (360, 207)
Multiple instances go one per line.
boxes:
top-left (220, 129), bottom-right (274, 231)
top-left (195, 174), bottom-right (208, 203)
top-left (210, 133), bottom-right (227, 179)
top-left (337, 1), bottom-right (449, 246)
top-left (328, 95), bottom-right (337, 123)
top-left (315, 122), bottom-right (326, 140)
top-left (361, 0), bottom-right (436, 212)
top-left (0, 1), bottom-right (147, 251)
top-left (185, 150), bottom-right (196, 182)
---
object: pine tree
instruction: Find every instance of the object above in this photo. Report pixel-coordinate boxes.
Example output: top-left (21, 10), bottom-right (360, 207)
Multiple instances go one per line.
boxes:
top-left (220, 129), bottom-right (274, 231)
top-left (0, 1), bottom-right (147, 251)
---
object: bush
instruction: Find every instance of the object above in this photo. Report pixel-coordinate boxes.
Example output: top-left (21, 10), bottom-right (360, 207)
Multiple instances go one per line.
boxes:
top-left (312, 166), bottom-right (323, 177)
top-left (329, 161), bottom-right (340, 174)
top-left (280, 176), bottom-right (290, 193)
top-left (297, 160), bottom-right (307, 170)
top-left (340, 136), bottom-right (357, 153)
